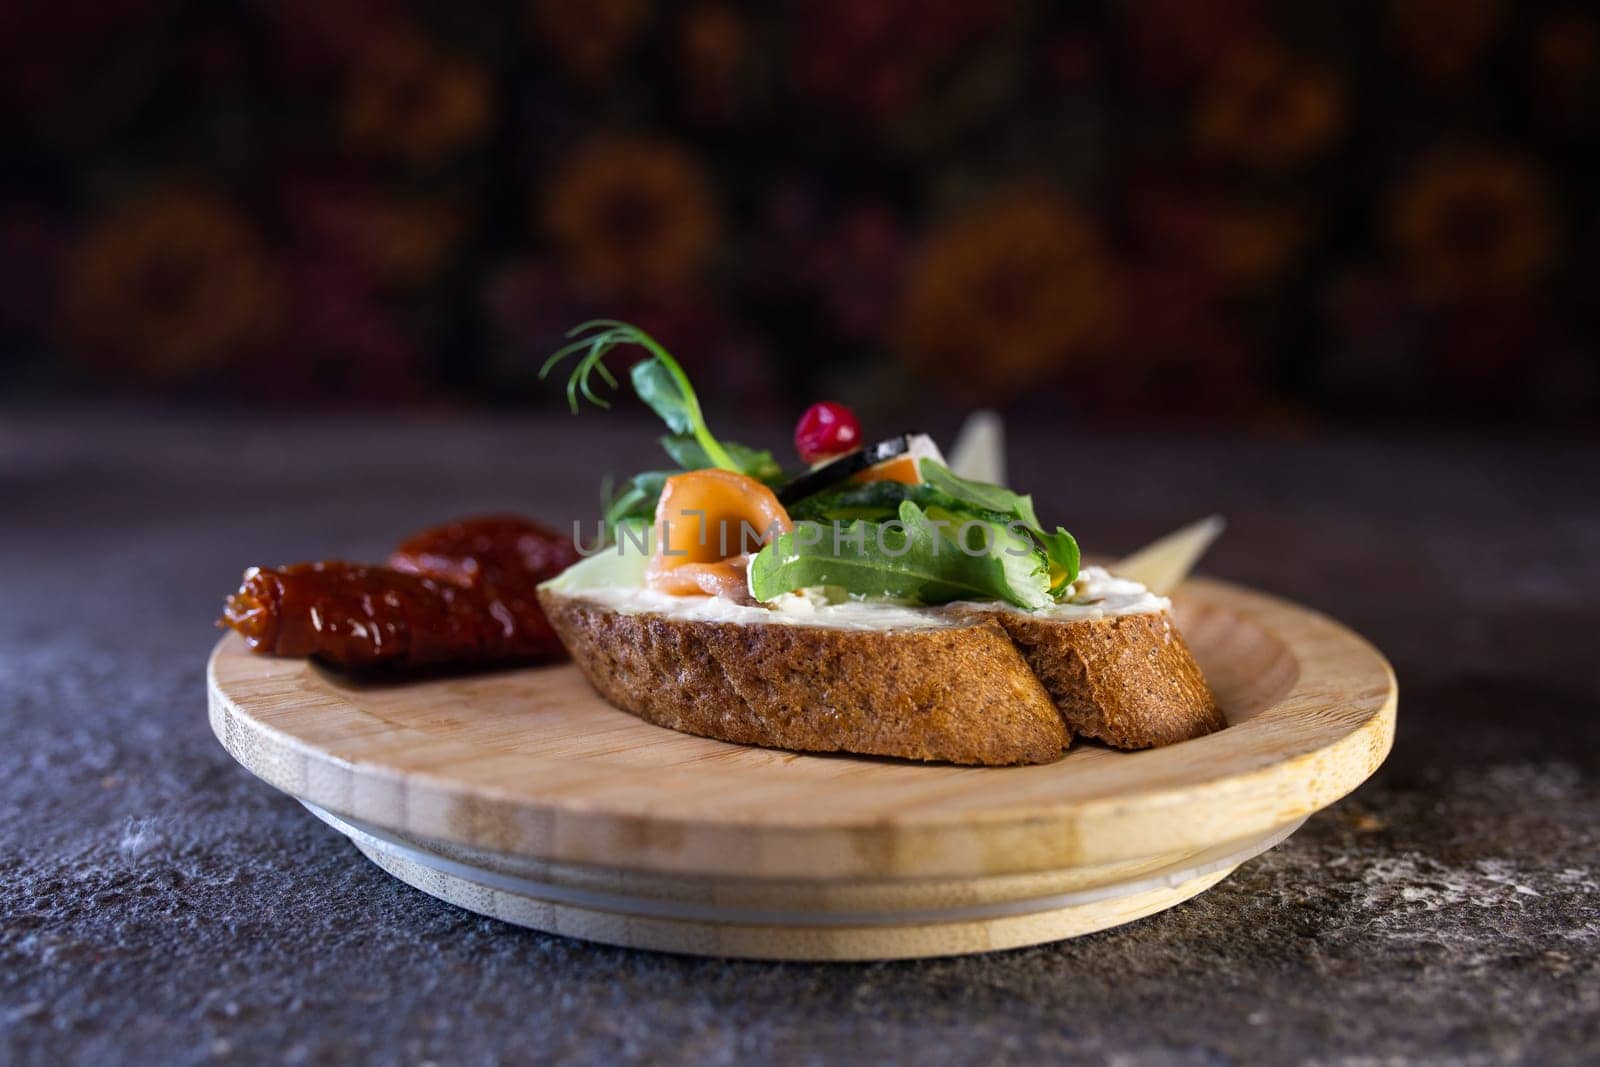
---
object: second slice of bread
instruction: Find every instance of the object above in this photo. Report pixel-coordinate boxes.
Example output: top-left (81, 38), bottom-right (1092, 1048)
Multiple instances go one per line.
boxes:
top-left (969, 608), bottom-right (1226, 749)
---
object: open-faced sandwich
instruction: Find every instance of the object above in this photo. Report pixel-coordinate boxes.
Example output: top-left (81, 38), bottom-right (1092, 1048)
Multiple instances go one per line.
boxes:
top-left (536, 322), bottom-right (1225, 766)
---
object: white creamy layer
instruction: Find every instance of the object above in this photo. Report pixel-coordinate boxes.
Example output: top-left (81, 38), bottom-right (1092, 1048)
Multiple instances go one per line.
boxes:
top-left (962, 566), bottom-right (1171, 621)
top-left (543, 552), bottom-right (1168, 630)
top-left (573, 584), bottom-right (960, 630)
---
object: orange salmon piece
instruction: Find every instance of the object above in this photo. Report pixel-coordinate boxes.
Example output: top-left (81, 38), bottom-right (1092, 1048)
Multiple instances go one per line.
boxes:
top-left (647, 469), bottom-right (793, 597)
top-left (851, 453), bottom-right (922, 486)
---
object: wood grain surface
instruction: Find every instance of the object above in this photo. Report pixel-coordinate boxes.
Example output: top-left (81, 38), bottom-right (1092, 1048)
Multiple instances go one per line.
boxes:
top-left (207, 575), bottom-right (1396, 882)
top-left (353, 838), bottom-right (1239, 961)
top-left (299, 800), bottom-right (1301, 959)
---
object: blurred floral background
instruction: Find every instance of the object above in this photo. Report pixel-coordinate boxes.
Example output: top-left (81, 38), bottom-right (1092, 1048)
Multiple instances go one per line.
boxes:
top-left (1, 0), bottom-right (1596, 430)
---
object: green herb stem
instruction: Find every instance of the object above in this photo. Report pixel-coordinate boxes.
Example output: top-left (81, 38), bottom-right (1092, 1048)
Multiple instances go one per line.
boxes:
top-left (539, 320), bottom-right (739, 473)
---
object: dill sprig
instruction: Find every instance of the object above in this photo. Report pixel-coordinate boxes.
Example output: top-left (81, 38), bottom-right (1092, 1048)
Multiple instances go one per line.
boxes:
top-left (539, 320), bottom-right (738, 472)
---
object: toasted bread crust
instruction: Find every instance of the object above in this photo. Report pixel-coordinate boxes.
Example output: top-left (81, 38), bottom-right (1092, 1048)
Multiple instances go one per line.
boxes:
top-left (538, 589), bottom-right (1223, 764)
top-left (538, 592), bottom-right (1068, 765)
top-left (974, 609), bottom-right (1225, 749)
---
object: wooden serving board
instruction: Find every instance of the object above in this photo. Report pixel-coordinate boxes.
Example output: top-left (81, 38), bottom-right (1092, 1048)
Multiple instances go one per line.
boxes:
top-left (208, 576), bottom-right (1396, 959)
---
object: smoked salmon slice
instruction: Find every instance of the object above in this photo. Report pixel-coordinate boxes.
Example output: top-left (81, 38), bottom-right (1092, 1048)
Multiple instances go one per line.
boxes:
top-left (647, 469), bottom-right (793, 598)
top-left (851, 453), bottom-right (922, 487)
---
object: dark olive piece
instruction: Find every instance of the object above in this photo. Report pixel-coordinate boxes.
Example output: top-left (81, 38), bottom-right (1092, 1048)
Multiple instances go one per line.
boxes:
top-left (775, 435), bottom-right (914, 506)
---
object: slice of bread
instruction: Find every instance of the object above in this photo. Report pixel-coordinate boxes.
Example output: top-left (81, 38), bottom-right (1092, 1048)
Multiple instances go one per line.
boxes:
top-left (539, 593), bottom-right (1068, 765)
top-left (967, 608), bottom-right (1225, 749)
top-left (537, 585), bottom-right (1224, 766)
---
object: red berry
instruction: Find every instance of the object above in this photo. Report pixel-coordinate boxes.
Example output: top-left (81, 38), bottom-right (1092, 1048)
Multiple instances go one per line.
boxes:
top-left (794, 401), bottom-right (862, 464)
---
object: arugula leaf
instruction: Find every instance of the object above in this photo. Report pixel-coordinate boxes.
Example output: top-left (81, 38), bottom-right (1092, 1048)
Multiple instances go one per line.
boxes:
top-left (789, 462), bottom-right (1079, 598)
top-left (749, 501), bottom-right (1049, 609)
top-left (787, 481), bottom-right (1010, 525)
top-left (918, 460), bottom-right (1042, 529)
top-left (787, 481), bottom-right (912, 522)
top-left (920, 459), bottom-right (1079, 590)
top-left (659, 435), bottom-right (783, 484)
top-left (993, 532), bottom-right (1053, 608)
top-left (1036, 527), bottom-right (1081, 596)
top-left (919, 505), bottom-right (1051, 610)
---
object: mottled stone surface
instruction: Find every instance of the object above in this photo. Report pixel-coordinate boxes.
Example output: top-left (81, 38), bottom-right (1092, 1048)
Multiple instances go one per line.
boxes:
top-left (2, 414), bottom-right (1596, 1065)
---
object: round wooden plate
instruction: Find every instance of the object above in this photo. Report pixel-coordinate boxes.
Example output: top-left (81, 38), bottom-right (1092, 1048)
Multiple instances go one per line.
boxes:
top-left (207, 576), bottom-right (1396, 960)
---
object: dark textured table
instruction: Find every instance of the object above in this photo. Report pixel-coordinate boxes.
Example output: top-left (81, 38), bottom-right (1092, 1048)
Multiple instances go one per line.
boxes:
top-left (2, 413), bottom-right (1596, 1065)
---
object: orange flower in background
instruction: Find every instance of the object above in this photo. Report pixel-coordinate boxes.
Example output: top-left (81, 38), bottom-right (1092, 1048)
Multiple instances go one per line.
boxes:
top-left (64, 190), bottom-right (282, 380)
top-left (1195, 40), bottom-right (1342, 170)
top-left (541, 136), bottom-right (720, 297)
top-left (1389, 151), bottom-right (1555, 303)
top-left (290, 184), bottom-right (466, 289)
top-left (897, 188), bottom-right (1115, 399)
top-left (342, 29), bottom-right (492, 167)
top-left (532, 0), bottom-right (649, 86)
top-left (1389, 0), bottom-right (1501, 89)
top-left (1124, 0), bottom-right (1261, 90)
top-left (1203, 205), bottom-right (1309, 289)
top-left (1533, 9), bottom-right (1600, 130)
top-left (356, 197), bottom-right (465, 287)
top-left (683, 4), bottom-right (743, 77)
top-left (1132, 185), bottom-right (1311, 293)
top-left (681, 3), bottom-right (746, 117)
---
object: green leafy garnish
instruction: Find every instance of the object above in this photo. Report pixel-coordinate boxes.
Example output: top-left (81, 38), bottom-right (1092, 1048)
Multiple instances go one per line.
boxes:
top-left (788, 480), bottom-right (1010, 525)
top-left (1036, 526), bottom-right (1081, 597)
top-left (920, 460), bottom-right (1077, 590)
top-left (658, 435), bottom-right (782, 484)
top-left (918, 459), bottom-right (1041, 529)
top-left (544, 322), bottom-right (785, 528)
top-left (541, 320), bottom-right (739, 473)
top-left (786, 463), bottom-right (1080, 596)
top-left (543, 319), bottom-right (1083, 608)
top-left (749, 501), bottom-right (1051, 609)
top-left (601, 470), bottom-right (671, 539)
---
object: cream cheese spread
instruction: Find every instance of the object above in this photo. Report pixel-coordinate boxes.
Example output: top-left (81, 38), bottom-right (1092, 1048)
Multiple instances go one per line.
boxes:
top-left (543, 552), bottom-right (1168, 630)
top-left (962, 566), bottom-right (1171, 621)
